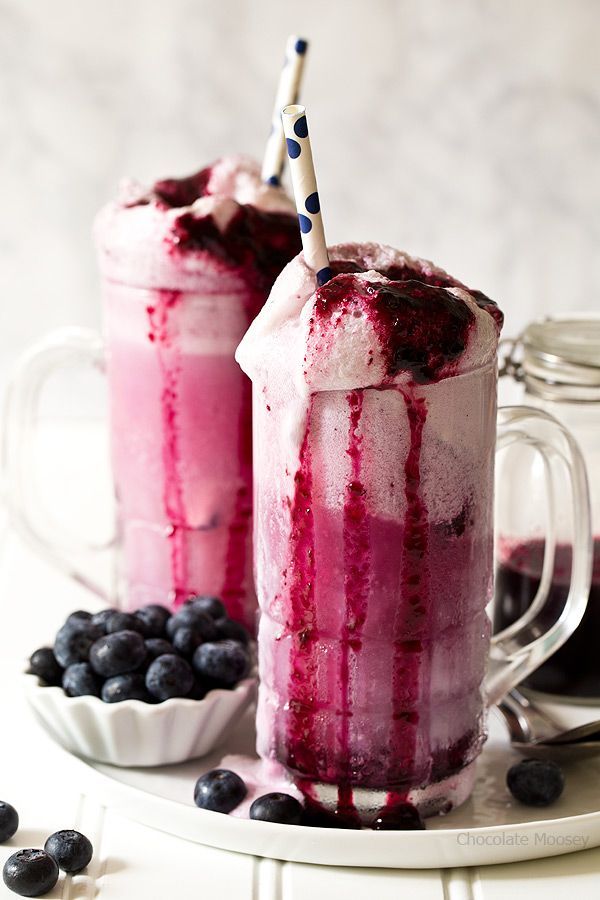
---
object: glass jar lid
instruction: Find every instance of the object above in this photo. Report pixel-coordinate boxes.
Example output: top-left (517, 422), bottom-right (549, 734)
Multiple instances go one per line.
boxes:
top-left (516, 314), bottom-right (600, 401)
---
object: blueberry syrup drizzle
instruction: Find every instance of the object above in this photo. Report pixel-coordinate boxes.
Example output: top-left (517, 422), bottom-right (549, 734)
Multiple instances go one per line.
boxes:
top-left (146, 291), bottom-right (188, 607)
top-left (283, 410), bottom-right (319, 776)
top-left (340, 391), bottom-right (369, 790)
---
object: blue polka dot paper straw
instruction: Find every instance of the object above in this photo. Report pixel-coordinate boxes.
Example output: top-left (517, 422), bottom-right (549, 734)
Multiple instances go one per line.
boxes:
top-left (261, 36), bottom-right (309, 186)
top-left (281, 104), bottom-right (332, 286)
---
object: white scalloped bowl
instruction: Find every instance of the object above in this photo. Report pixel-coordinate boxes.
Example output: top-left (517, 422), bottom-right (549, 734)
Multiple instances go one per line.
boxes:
top-left (24, 672), bottom-right (257, 767)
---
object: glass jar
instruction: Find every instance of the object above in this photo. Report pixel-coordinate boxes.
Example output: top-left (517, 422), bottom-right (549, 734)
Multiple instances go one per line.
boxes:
top-left (495, 314), bottom-right (600, 701)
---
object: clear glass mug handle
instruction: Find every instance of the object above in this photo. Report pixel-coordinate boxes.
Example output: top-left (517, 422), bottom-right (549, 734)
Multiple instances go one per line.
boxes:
top-left (1, 327), bottom-right (113, 600)
top-left (485, 405), bottom-right (593, 706)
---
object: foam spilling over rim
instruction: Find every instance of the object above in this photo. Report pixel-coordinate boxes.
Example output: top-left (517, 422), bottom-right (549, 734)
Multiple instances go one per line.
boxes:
top-left (94, 155), bottom-right (297, 290)
top-left (236, 242), bottom-right (503, 393)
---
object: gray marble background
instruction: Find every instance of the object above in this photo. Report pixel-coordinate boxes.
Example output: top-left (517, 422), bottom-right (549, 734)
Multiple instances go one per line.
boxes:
top-left (2, 0), bottom-right (600, 379)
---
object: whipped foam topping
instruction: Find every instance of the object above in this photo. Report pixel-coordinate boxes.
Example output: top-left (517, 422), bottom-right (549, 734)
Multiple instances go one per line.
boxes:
top-left (94, 155), bottom-right (297, 291)
top-left (236, 242), bottom-right (502, 393)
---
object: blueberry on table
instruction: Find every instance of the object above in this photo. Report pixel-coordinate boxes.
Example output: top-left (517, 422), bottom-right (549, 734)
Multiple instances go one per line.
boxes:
top-left (145, 654), bottom-right (194, 701)
top-left (89, 631), bottom-right (147, 678)
top-left (104, 611), bottom-right (148, 636)
top-left (192, 640), bottom-right (250, 687)
top-left (371, 803), bottom-right (425, 830)
top-left (135, 604), bottom-right (171, 638)
top-left (2, 849), bottom-right (59, 897)
top-left (506, 758), bottom-right (565, 807)
top-left (28, 648), bottom-right (62, 686)
top-left (44, 830), bottom-right (93, 874)
top-left (214, 617), bottom-right (250, 646)
top-left (194, 769), bottom-right (247, 813)
top-left (53, 621), bottom-right (103, 668)
top-left (90, 608), bottom-right (118, 631)
top-left (0, 801), bottom-right (19, 843)
top-left (62, 663), bottom-right (102, 698)
top-left (185, 595), bottom-right (226, 621)
top-left (144, 638), bottom-right (175, 662)
top-left (249, 793), bottom-right (303, 825)
top-left (101, 673), bottom-right (151, 703)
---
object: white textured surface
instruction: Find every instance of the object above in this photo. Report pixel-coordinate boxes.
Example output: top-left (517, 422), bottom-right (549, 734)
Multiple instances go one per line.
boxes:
top-left (0, 423), bottom-right (600, 894)
top-left (3, 0), bottom-right (600, 390)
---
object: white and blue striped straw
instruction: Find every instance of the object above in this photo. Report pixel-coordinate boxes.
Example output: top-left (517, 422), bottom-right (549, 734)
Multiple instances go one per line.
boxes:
top-left (261, 36), bottom-right (309, 187)
top-left (281, 104), bottom-right (332, 286)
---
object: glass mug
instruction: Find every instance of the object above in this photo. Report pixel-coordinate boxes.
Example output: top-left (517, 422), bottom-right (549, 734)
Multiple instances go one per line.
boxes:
top-left (250, 352), bottom-right (592, 822)
top-left (3, 273), bottom-right (259, 630)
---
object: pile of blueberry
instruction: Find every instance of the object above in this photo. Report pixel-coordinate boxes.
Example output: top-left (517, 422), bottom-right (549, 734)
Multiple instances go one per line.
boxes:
top-left (1, 800), bottom-right (93, 897)
top-left (28, 597), bottom-right (252, 704)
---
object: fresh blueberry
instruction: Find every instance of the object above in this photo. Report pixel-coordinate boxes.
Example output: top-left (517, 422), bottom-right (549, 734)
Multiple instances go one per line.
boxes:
top-left (135, 604), bottom-right (171, 638)
top-left (371, 803), bottom-right (425, 830)
top-left (185, 595), bottom-right (226, 620)
top-left (90, 608), bottom-right (118, 631)
top-left (62, 663), bottom-right (101, 698)
top-left (214, 617), bottom-right (250, 646)
top-left (65, 610), bottom-right (92, 626)
top-left (166, 607), bottom-right (218, 642)
top-left (192, 640), bottom-right (250, 687)
top-left (249, 793), bottom-right (303, 825)
top-left (89, 631), bottom-right (147, 678)
top-left (54, 621), bottom-right (103, 668)
top-left (172, 626), bottom-right (204, 658)
top-left (0, 802), bottom-right (18, 843)
top-left (3, 849), bottom-right (59, 897)
top-left (193, 769), bottom-right (247, 813)
top-left (145, 654), bottom-right (194, 701)
top-left (44, 830), bottom-right (93, 874)
top-left (27, 648), bottom-right (62, 686)
top-left (506, 758), bottom-right (565, 807)
top-left (144, 638), bottom-right (175, 662)
top-left (104, 611), bottom-right (148, 636)
top-left (101, 673), bottom-right (151, 703)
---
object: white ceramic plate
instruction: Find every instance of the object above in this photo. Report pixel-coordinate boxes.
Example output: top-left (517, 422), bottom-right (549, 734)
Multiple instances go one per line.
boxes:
top-left (33, 701), bottom-right (600, 869)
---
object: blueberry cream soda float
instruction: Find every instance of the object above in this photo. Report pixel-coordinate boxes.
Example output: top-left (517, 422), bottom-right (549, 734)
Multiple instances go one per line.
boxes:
top-left (94, 38), bottom-right (308, 630)
top-left (94, 158), bottom-right (300, 629)
top-left (236, 105), bottom-right (504, 821)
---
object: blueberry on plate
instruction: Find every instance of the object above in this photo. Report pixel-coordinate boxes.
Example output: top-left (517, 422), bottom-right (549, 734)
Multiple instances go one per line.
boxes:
top-left (2, 849), bottom-right (59, 897)
top-left (166, 607), bottom-right (218, 642)
top-left (187, 678), bottom-right (208, 701)
top-left (90, 608), bottom-right (118, 631)
top-left (145, 654), bottom-right (194, 701)
top-left (134, 604), bottom-right (171, 638)
top-left (185, 595), bottom-right (226, 621)
top-left (172, 626), bottom-right (204, 658)
top-left (53, 621), bottom-right (103, 668)
top-left (506, 758), bottom-right (565, 807)
top-left (192, 640), bottom-right (250, 688)
top-left (44, 830), bottom-right (93, 874)
top-left (144, 638), bottom-right (175, 662)
top-left (193, 769), bottom-right (247, 813)
top-left (27, 648), bottom-right (62, 686)
top-left (214, 617), bottom-right (250, 646)
top-left (249, 793), bottom-right (303, 825)
top-left (89, 631), bottom-right (147, 678)
top-left (104, 611), bottom-right (148, 636)
top-left (371, 803), bottom-right (425, 830)
top-left (101, 673), bottom-right (151, 704)
top-left (0, 801), bottom-right (19, 843)
top-left (62, 663), bottom-right (102, 698)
